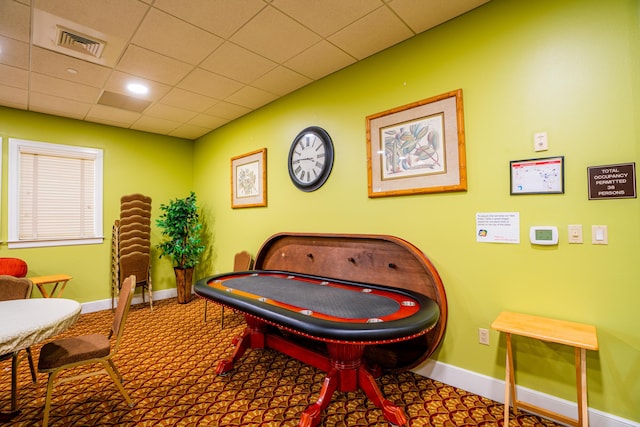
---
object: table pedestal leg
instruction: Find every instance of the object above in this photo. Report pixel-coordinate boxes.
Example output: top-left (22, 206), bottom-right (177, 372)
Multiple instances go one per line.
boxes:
top-left (218, 319), bottom-right (408, 427)
top-left (359, 365), bottom-right (407, 426)
top-left (216, 317), bottom-right (266, 375)
top-left (299, 343), bottom-right (407, 427)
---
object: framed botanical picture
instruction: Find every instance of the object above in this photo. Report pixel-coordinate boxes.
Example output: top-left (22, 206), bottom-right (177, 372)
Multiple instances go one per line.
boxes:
top-left (366, 89), bottom-right (467, 198)
top-left (510, 156), bottom-right (564, 195)
top-left (231, 148), bottom-right (267, 208)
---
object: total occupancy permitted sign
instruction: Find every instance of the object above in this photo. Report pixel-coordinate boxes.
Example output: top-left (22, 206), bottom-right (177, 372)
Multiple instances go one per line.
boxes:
top-left (588, 162), bottom-right (636, 199)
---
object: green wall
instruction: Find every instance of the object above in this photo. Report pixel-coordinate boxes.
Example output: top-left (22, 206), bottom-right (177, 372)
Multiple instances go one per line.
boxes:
top-left (193, 0), bottom-right (639, 421)
top-left (0, 0), bottom-right (637, 422)
top-left (0, 107), bottom-right (194, 301)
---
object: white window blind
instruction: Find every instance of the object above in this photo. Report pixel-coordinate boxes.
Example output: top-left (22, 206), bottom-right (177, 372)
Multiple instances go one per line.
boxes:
top-left (8, 139), bottom-right (104, 248)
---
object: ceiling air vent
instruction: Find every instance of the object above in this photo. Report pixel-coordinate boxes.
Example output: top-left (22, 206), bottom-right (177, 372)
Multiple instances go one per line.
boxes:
top-left (56, 26), bottom-right (106, 59)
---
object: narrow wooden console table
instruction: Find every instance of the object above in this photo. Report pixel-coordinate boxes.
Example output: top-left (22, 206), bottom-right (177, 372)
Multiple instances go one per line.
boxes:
top-left (491, 311), bottom-right (598, 427)
top-left (29, 274), bottom-right (73, 298)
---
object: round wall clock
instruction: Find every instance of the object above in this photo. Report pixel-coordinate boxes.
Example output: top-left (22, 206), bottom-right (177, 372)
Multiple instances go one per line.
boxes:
top-left (288, 126), bottom-right (334, 192)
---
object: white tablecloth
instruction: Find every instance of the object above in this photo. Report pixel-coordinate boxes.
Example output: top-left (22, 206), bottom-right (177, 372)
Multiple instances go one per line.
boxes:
top-left (0, 298), bottom-right (81, 354)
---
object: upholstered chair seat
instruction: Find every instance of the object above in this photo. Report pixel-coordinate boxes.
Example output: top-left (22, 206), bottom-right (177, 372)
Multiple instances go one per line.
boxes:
top-left (38, 334), bottom-right (111, 370)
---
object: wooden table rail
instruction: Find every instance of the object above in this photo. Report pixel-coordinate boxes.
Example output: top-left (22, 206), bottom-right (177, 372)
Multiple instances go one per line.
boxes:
top-left (491, 311), bottom-right (598, 427)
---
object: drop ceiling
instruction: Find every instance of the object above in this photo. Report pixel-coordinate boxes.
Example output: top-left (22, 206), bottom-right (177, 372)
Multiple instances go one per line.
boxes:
top-left (0, 0), bottom-right (489, 140)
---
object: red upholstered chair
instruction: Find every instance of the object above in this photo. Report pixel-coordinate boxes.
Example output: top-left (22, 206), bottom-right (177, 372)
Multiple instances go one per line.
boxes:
top-left (0, 275), bottom-right (37, 413)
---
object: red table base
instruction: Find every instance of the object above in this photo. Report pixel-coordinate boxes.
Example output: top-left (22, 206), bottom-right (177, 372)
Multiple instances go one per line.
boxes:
top-left (217, 316), bottom-right (408, 427)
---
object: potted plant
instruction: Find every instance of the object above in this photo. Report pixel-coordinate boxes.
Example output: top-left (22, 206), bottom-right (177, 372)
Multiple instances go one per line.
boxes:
top-left (156, 191), bottom-right (205, 303)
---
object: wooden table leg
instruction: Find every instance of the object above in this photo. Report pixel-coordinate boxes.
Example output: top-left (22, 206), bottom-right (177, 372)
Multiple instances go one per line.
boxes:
top-left (216, 317), bottom-right (267, 375)
top-left (503, 332), bottom-right (515, 426)
top-left (576, 347), bottom-right (589, 427)
top-left (359, 365), bottom-right (407, 426)
top-left (299, 368), bottom-right (339, 427)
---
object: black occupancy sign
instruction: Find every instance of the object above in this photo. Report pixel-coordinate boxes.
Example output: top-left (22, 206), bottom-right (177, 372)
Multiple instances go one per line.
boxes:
top-left (588, 162), bottom-right (636, 200)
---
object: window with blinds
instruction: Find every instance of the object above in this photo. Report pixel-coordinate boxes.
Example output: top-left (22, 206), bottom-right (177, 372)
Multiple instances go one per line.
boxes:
top-left (8, 138), bottom-right (104, 248)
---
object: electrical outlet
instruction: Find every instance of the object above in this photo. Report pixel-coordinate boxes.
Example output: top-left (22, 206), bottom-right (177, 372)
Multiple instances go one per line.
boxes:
top-left (478, 328), bottom-right (490, 345)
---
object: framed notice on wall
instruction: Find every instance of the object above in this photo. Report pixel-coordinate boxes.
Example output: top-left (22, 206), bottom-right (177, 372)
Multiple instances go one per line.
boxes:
top-left (510, 156), bottom-right (564, 195)
top-left (588, 162), bottom-right (636, 200)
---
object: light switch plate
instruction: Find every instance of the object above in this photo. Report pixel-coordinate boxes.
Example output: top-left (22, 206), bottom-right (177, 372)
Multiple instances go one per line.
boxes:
top-left (592, 225), bottom-right (608, 244)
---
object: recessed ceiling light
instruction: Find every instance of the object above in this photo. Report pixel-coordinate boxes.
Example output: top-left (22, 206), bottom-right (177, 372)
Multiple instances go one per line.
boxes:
top-left (66, 67), bottom-right (78, 74)
top-left (127, 83), bottom-right (149, 95)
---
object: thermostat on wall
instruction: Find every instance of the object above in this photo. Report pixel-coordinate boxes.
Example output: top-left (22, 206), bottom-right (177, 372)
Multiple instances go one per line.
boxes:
top-left (529, 226), bottom-right (558, 245)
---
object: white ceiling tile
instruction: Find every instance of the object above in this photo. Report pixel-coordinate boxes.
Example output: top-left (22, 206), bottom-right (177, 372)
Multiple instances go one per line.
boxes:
top-left (34, 0), bottom-right (148, 40)
top-left (0, 35), bottom-right (30, 69)
top-left (169, 123), bottom-right (212, 139)
top-left (0, 0), bottom-right (487, 138)
top-left (178, 68), bottom-right (244, 100)
top-left (160, 88), bottom-right (218, 113)
top-left (231, 6), bottom-right (321, 63)
top-left (251, 66), bottom-right (312, 96)
top-left (0, 84), bottom-right (28, 108)
top-left (329, 6), bottom-right (414, 60)
top-left (116, 45), bottom-right (194, 86)
top-left (200, 42), bottom-right (277, 84)
top-left (29, 92), bottom-right (90, 119)
top-left (272, 0), bottom-right (381, 37)
top-left (145, 103), bottom-right (199, 123)
top-left (86, 104), bottom-right (141, 126)
top-left (0, 0), bottom-right (31, 42)
top-left (132, 8), bottom-right (223, 65)
top-left (188, 113), bottom-right (228, 129)
top-left (31, 47), bottom-right (111, 87)
top-left (225, 85), bottom-right (278, 109)
top-left (205, 101), bottom-right (251, 121)
top-left (153, 0), bottom-right (265, 39)
top-left (130, 115), bottom-right (181, 134)
top-left (104, 71), bottom-right (172, 102)
top-left (285, 41), bottom-right (357, 80)
top-left (388, 0), bottom-right (490, 33)
top-left (0, 64), bottom-right (28, 89)
top-left (30, 72), bottom-right (101, 103)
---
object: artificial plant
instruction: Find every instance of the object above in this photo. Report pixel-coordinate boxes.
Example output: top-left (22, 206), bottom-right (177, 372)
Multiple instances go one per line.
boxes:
top-left (155, 191), bottom-right (205, 269)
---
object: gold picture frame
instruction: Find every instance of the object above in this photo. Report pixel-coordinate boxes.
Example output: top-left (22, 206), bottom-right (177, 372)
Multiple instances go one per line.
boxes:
top-left (366, 89), bottom-right (467, 198)
top-left (231, 148), bottom-right (267, 208)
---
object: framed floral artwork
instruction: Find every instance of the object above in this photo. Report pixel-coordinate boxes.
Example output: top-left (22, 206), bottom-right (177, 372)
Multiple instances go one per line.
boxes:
top-left (231, 148), bottom-right (267, 208)
top-left (366, 89), bottom-right (467, 197)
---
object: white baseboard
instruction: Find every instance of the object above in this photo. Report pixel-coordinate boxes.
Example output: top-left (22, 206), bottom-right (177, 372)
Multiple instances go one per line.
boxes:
top-left (79, 287), bottom-right (177, 313)
top-left (413, 360), bottom-right (639, 427)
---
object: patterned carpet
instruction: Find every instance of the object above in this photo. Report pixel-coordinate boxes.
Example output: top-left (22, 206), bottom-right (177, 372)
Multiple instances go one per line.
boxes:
top-left (1, 297), bottom-right (561, 426)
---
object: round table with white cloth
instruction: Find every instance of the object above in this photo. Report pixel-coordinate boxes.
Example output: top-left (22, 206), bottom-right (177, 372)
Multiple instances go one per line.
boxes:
top-left (0, 298), bottom-right (81, 355)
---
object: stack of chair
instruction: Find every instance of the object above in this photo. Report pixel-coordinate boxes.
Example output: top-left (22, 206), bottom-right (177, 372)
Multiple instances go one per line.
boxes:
top-left (111, 194), bottom-right (153, 310)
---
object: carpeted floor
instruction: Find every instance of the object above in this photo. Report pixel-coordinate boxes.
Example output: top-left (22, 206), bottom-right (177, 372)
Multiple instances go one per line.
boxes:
top-left (1, 297), bottom-right (561, 426)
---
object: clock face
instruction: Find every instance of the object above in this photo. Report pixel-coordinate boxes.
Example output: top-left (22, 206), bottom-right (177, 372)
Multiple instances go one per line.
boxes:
top-left (288, 127), bottom-right (334, 192)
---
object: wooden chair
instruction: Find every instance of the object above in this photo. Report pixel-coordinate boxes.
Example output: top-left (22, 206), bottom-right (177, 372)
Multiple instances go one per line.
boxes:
top-left (37, 275), bottom-right (137, 427)
top-left (0, 275), bottom-right (37, 414)
top-left (119, 251), bottom-right (152, 310)
top-left (204, 251), bottom-right (253, 327)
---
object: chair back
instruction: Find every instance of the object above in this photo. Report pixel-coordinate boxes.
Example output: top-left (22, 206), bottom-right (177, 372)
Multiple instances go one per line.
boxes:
top-left (111, 275), bottom-right (136, 352)
top-left (119, 251), bottom-right (150, 284)
top-left (233, 251), bottom-right (254, 271)
top-left (0, 275), bottom-right (33, 301)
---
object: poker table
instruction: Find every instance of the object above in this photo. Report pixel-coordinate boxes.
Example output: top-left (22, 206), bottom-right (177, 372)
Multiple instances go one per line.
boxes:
top-left (195, 233), bottom-right (448, 427)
